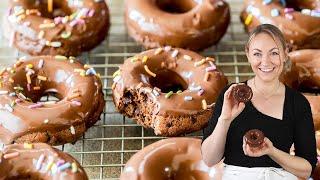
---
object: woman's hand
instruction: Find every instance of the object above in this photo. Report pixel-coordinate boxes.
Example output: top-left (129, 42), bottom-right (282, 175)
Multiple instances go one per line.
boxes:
top-left (243, 137), bottom-right (275, 157)
top-left (219, 84), bottom-right (246, 123)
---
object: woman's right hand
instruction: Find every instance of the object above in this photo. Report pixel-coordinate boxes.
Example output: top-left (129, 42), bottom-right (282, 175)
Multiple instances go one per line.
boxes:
top-left (219, 84), bottom-right (246, 123)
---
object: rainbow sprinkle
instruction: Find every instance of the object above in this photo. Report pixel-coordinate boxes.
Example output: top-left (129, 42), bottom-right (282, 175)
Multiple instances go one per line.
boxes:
top-left (165, 91), bottom-right (174, 99)
top-left (144, 65), bottom-right (156, 77)
top-left (184, 96), bottom-right (193, 101)
top-left (36, 154), bottom-right (45, 170)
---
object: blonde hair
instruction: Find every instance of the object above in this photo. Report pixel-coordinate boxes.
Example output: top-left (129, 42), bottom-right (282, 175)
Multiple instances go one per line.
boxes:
top-left (245, 24), bottom-right (288, 60)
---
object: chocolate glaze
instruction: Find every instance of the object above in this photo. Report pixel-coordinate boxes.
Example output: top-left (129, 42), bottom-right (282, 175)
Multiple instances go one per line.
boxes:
top-left (112, 48), bottom-right (228, 136)
top-left (232, 84), bottom-right (253, 103)
top-left (0, 56), bottom-right (105, 145)
top-left (0, 143), bottom-right (88, 179)
top-left (120, 137), bottom-right (224, 180)
top-left (244, 129), bottom-right (265, 148)
top-left (125, 0), bottom-right (230, 51)
top-left (280, 49), bottom-right (320, 131)
top-left (4, 0), bottom-right (110, 56)
top-left (240, 0), bottom-right (320, 50)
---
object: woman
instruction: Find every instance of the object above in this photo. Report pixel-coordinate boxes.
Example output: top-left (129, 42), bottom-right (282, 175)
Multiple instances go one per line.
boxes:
top-left (201, 24), bottom-right (317, 180)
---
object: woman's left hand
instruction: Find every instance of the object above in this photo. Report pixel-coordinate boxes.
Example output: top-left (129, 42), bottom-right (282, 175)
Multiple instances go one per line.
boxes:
top-left (243, 137), bottom-right (275, 157)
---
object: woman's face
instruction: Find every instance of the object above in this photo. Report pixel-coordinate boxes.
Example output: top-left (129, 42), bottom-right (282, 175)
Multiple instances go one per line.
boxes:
top-left (246, 32), bottom-right (286, 83)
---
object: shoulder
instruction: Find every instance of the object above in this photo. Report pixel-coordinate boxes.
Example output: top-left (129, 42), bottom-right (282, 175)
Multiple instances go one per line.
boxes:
top-left (285, 85), bottom-right (310, 108)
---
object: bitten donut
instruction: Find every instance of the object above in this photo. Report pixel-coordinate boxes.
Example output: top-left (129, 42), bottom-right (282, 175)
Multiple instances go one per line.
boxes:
top-left (280, 49), bottom-right (320, 130)
top-left (112, 48), bottom-right (228, 136)
top-left (240, 0), bottom-right (320, 50)
top-left (3, 0), bottom-right (110, 56)
top-left (0, 143), bottom-right (87, 179)
top-left (125, 0), bottom-right (230, 51)
top-left (232, 84), bottom-right (253, 103)
top-left (244, 129), bottom-right (265, 148)
top-left (120, 137), bottom-right (224, 180)
top-left (0, 56), bottom-right (105, 145)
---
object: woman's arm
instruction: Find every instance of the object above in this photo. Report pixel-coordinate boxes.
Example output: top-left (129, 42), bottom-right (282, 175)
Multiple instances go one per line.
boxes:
top-left (201, 84), bottom-right (245, 166)
top-left (201, 117), bottom-right (231, 166)
top-left (268, 146), bottom-right (312, 178)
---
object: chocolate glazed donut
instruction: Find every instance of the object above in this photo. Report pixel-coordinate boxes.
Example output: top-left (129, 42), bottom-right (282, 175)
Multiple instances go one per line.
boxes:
top-left (232, 84), bottom-right (253, 103)
top-left (112, 48), bottom-right (228, 136)
top-left (244, 129), bottom-right (265, 148)
top-left (120, 138), bottom-right (224, 180)
top-left (280, 49), bottom-right (320, 131)
top-left (125, 0), bottom-right (230, 51)
top-left (3, 0), bottom-right (110, 56)
top-left (240, 0), bottom-right (320, 50)
top-left (0, 143), bottom-right (88, 179)
top-left (0, 56), bottom-right (105, 145)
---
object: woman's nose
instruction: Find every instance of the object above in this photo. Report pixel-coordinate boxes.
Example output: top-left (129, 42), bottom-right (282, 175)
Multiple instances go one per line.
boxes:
top-left (260, 54), bottom-right (269, 65)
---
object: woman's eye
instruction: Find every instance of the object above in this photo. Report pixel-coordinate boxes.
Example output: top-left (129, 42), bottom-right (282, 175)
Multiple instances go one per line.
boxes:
top-left (253, 53), bottom-right (261, 57)
top-left (271, 51), bottom-right (279, 55)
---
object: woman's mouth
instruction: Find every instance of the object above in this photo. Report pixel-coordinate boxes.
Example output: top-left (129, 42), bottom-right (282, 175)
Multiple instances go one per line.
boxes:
top-left (258, 67), bottom-right (275, 73)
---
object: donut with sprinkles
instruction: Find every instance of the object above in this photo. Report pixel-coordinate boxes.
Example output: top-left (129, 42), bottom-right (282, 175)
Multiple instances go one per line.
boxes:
top-left (3, 0), bottom-right (110, 56)
top-left (112, 47), bottom-right (228, 136)
top-left (241, 0), bottom-right (320, 50)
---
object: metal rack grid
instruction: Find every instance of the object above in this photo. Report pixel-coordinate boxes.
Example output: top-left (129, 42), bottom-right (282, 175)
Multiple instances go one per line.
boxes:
top-left (0, 0), bottom-right (255, 179)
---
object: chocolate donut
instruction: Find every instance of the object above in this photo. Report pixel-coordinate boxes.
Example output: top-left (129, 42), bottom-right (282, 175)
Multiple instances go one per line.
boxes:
top-left (232, 84), bottom-right (253, 103)
top-left (125, 0), bottom-right (230, 51)
top-left (240, 0), bottom-right (320, 50)
top-left (0, 143), bottom-right (87, 179)
top-left (0, 56), bottom-right (105, 145)
top-left (244, 129), bottom-right (265, 148)
top-left (120, 137), bottom-right (224, 180)
top-left (112, 48), bottom-right (228, 136)
top-left (280, 49), bottom-right (320, 131)
top-left (3, 0), bottom-right (110, 56)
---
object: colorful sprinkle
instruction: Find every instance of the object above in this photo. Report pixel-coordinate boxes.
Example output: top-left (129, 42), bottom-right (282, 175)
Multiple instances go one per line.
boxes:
top-left (44, 119), bottom-right (49, 124)
top-left (39, 23), bottom-right (55, 29)
top-left (284, 8), bottom-right (294, 13)
top-left (72, 162), bottom-right (78, 173)
top-left (183, 55), bottom-right (192, 61)
top-left (37, 75), bottom-right (47, 81)
top-left (36, 154), bottom-right (45, 170)
top-left (206, 66), bottom-right (216, 72)
top-left (56, 160), bottom-right (66, 167)
top-left (285, 13), bottom-right (293, 20)
top-left (176, 90), bottom-right (182, 94)
top-left (49, 41), bottom-right (62, 47)
top-left (23, 143), bottom-right (33, 149)
top-left (271, 9), bottom-right (280, 17)
top-left (4, 152), bottom-right (19, 159)
top-left (194, 59), bottom-right (206, 67)
top-left (61, 31), bottom-right (72, 39)
top-left (165, 91), bottom-right (174, 99)
top-left (245, 14), bottom-right (253, 25)
top-left (198, 89), bottom-right (205, 96)
top-left (164, 46), bottom-right (172, 52)
top-left (171, 49), bottom-right (179, 58)
top-left (38, 59), bottom-right (44, 68)
top-left (46, 157), bottom-right (54, 171)
top-left (184, 96), bottom-right (193, 101)
top-left (26, 74), bottom-right (31, 84)
top-left (205, 57), bottom-right (215, 62)
top-left (88, 9), bottom-right (95, 17)
top-left (28, 103), bottom-right (43, 109)
top-left (154, 48), bottom-right (163, 55)
top-left (58, 162), bottom-right (71, 171)
top-left (43, 101), bottom-right (56, 105)
top-left (38, 30), bottom-right (45, 39)
top-left (142, 56), bottom-right (148, 63)
top-left (130, 57), bottom-right (138, 62)
top-left (26, 64), bottom-right (33, 69)
top-left (71, 100), bottom-right (81, 106)
top-left (144, 65), bottom-right (156, 77)
top-left (9, 92), bottom-right (16, 97)
top-left (55, 55), bottom-right (68, 61)
top-left (202, 99), bottom-right (207, 110)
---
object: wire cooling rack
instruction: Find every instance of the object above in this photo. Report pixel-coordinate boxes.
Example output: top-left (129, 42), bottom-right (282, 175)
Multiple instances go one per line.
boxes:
top-left (0, 0), bottom-right (254, 179)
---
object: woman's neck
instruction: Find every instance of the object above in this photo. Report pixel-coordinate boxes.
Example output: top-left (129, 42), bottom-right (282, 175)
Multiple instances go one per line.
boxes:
top-left (250, 77), bottom-right (281, 95)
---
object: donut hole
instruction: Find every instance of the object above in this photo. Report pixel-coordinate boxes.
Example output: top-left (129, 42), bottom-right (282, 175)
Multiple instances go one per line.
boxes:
top-left (155, 0), bottom-right (197, 14)
top-left (250, 133), bottom-right (258, 141)
top-left (39, 90), bottom-right (63, 102)
top-left (149, 69), bottom-right (188, 93)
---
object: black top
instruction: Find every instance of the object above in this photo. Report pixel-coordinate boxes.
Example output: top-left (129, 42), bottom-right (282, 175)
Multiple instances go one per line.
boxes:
top-left (202, 81), bottom-right (317, 173)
